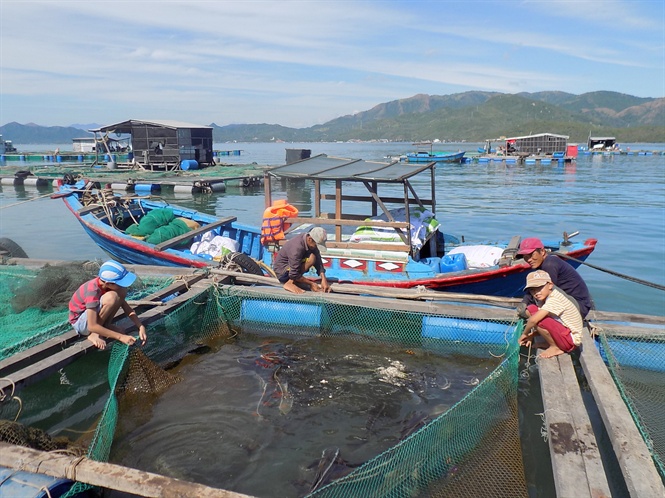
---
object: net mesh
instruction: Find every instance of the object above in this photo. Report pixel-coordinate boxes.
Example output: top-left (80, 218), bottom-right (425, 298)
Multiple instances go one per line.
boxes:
top-left (3, 266), bottom-right (534, 497)
top-left (0, 262), bottom-right (174, 362)
top-left (595, 325), bottom-right (665, 481)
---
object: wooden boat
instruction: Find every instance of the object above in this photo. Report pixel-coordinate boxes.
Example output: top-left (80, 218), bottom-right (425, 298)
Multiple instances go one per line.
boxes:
top-left (58, 155), bottom-right (597, 297)
top-left (402, 150), bottom-right (465, 163)
top-left (58, 181), bottom-right (265, 273)
top-left (260, 154), bottom-right (597, 297)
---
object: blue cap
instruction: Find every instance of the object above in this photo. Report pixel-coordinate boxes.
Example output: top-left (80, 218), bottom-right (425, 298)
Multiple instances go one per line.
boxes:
top-left (98, 260), bottom-right (136, 287)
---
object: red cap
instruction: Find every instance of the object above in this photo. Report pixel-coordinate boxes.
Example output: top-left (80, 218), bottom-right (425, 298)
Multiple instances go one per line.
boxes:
top-left (517, 237), bottom-right (544, 255)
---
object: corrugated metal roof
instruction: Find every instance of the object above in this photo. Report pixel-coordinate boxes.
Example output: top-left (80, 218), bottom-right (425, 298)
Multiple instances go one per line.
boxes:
top-left (90, 119), bottom-right (212, 132)
top-left (505, 132), bottom-right (569, 140)
top-left (266, 154), bottom-right (435, 183)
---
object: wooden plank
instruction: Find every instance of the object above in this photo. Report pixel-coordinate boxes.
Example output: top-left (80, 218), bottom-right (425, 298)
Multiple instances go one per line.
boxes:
top-left (579, 328), bottom-right (665, 497)
top-left (285, 216), bottom-right (410, 228)
top-left (538, 352), bottom-right (610, 498)
top-left (0, 443), bottom-right (253, 498)
top-left (213, 280), bottom-right (517, 321)
top-left (0, 279), bottom-right (212, 393)
top-left (154, 216), bottom-right (237, 251)
top-left (0, 330), bottom-right (79, 375)
top-left (590, 322), bottom-right (665, 339)
top-left (590, 310), bottom-right (665, 326)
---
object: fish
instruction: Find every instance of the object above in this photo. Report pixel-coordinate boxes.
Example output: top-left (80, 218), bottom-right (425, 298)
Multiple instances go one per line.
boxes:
top-left (308, 447), bottom-right (359, 493)
top-left (399, 410), bottom-right (430, 441)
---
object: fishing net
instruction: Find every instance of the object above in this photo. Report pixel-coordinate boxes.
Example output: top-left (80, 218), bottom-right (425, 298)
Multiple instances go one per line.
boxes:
top-left (0, 263), bottom-right (174, 362)
top-left (593, 324), bottom-right (665, 481)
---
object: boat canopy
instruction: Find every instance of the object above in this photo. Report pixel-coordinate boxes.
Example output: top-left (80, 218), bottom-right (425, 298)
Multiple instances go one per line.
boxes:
top-left (265, 153), bottom-right (434, 183)
top-left (263, 154), bottom-right (438, 254)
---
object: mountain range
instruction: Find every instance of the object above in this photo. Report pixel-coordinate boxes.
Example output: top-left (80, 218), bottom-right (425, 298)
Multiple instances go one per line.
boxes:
top-left (2, 91), bottom-right (663, 145)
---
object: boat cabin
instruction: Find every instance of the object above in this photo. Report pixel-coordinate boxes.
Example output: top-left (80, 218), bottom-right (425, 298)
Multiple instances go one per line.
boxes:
top-left (89, 119), bottom-right (214, 169)
top-left (588, 136), bottom-right (617, 151)
top-left (504, 133), bottom-right (568, 155)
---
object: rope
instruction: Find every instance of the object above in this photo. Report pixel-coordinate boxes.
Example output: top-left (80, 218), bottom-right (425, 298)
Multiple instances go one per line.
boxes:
top-left (553, 251), bottom-right (665, 291)
top-left (0, 191), bottom-right (55, 210)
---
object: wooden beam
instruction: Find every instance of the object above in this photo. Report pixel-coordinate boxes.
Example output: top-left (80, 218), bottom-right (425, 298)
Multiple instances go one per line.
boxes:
top-left (537, 352), bottom-right (610, 498)
top-left (579, 329), bottom-right (665, 497)
top-left (0, 443), bottom-right (254, 498)
top-left (154, 216), bottom-right (237, 251)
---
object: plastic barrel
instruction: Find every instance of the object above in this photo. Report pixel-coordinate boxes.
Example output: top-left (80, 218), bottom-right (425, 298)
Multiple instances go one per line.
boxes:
top-left (180, 160), bottom-right (199, 170)
top-left (0, 466), bottom-right (74, 498)
top-left (174, 185), bottom-right (194, 194)
top-left (110, 183), bottom-right (129, 191)
top-left (1, 177), bottom-right (19, 186)
top-left (77, 154), bottom-right (83, 162)
top-left (421, 316), bottom-right (509, 345)
top-left (241, 299), bottom-right (324, 328)
top-left (23, 177), bottom-right (49, 188)
top-left (439, 253), bottom-right (467, 273)
top-left (208, 182), bottom-right (226, 192)
top-left (134, 183), bottom-right (160, 194)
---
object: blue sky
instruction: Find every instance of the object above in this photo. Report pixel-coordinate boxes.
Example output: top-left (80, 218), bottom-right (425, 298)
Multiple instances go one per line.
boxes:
top-left (1, 0), bottom-right (663, 128)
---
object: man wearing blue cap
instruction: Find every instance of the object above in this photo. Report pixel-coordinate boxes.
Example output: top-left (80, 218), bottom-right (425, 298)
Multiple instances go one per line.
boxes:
top-left (68, 260), bottom-right (147, 350)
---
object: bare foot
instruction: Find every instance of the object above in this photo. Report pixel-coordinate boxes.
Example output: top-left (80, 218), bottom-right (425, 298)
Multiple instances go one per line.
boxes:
top-left (541, 346), bottom-right (564, 359)
top-left (283, 281), bottom-right (305, 294)
top-left (87, 333), bottom-right (106, 350)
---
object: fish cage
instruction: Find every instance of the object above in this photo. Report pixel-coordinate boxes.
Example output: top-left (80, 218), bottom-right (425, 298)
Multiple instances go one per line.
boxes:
top-left (1, 263), bottom-right (533, 497)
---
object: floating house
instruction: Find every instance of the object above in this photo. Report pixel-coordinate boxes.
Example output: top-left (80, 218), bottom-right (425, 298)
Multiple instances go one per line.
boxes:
top-left (504, 133), bottom-right (568, 155)
top-left (89, 120), bottom-right (214, 170)
top-left (72, 137), bottom-right (97, 153)
top-left (588, 136), bottom-right (617, 151)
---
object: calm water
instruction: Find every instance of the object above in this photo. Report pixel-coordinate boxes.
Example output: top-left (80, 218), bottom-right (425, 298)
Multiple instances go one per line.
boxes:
top-left (1, 141), bottom-right (663, 315)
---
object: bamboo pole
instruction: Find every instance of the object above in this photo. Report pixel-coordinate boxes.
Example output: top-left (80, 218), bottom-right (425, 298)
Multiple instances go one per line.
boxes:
top-left (0, 442), bottom-right (254, 498)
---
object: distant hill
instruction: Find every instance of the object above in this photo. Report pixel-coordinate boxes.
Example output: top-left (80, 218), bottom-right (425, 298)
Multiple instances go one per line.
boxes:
top-left (2, 91), bottom-right (664, 145)
top-left (0, 122), bottom-right (93, 144)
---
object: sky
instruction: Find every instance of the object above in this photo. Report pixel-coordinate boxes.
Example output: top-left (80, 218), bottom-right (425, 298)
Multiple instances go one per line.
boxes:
top-left (1, 0), bottom-right (664, 129)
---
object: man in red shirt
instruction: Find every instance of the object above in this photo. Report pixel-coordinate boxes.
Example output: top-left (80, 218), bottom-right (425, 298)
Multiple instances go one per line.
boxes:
top-left (69, 260), bottom-right (147, 349)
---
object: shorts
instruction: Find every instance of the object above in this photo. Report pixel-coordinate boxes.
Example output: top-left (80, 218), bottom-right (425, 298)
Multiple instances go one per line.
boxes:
top-left (526, 304), bottom-right (576, 353)
top-left (277, 271), bottom-right (292, 284)
top-left (72, 305), bottom-right (100, 336)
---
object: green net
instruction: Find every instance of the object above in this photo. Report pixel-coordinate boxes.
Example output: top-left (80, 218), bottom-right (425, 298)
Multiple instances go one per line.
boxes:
top-left (0, 263), bottom-right (174, 362)
top-left (595, 326), bottom-right (665, 480)
top-left (4, 266), bottom-right (530, 497)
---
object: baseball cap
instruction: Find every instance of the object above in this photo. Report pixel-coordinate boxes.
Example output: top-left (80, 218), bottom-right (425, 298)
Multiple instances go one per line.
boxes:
top-left (308, 227), bottom-right (328, 251)
top-left (517, 237), bottom-right (544, 255)
top-left (98, 260), bottom-right (136, 287)
top-left (524, 270), bottom-right (552, 289)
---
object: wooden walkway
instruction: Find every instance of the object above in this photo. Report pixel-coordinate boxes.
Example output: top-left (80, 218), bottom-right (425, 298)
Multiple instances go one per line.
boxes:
top-left (538, 326), bottom-right (665, 498)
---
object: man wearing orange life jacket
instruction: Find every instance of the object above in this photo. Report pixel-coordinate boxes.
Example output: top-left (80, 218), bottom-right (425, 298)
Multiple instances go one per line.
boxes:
top-left (273, 227), bottom-right (331, 295)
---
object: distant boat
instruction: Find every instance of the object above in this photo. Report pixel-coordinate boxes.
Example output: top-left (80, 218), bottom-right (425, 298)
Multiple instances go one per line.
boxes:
top-left (402, 151), bottom-right (465, 163)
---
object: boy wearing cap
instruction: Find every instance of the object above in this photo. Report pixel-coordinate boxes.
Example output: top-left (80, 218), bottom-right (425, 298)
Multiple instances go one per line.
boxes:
top-left (68, 260), bottom-right (147, 350)
top-left (518, 270), bottom-right (584, 359)
top-left (273, 227), bottom-right (331, 294)
top-left (517, 237), bottom-right (594, 318)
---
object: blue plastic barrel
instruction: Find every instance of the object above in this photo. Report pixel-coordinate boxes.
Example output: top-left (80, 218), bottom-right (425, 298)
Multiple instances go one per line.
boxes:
top-left (241, 299), bottom-right (324, 328)
top-left (134, 183), bottom-right (160, 194)
top-left (78, 155), bottom-right (83, 162)
top-left (57, 155), bottom-right (62, 162)
top-left (422, 316), bottom-right (509, 345)
top-left (180, 160), bottom-right (199, 170)
top-left (439, 253), bottom-right (467, 273)
top-left (0, 466), bottom-right (74, 497)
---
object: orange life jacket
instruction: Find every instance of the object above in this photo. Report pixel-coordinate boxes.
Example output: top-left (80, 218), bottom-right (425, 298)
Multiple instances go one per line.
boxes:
top-left (261, 199), bottom-right (299, 244)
